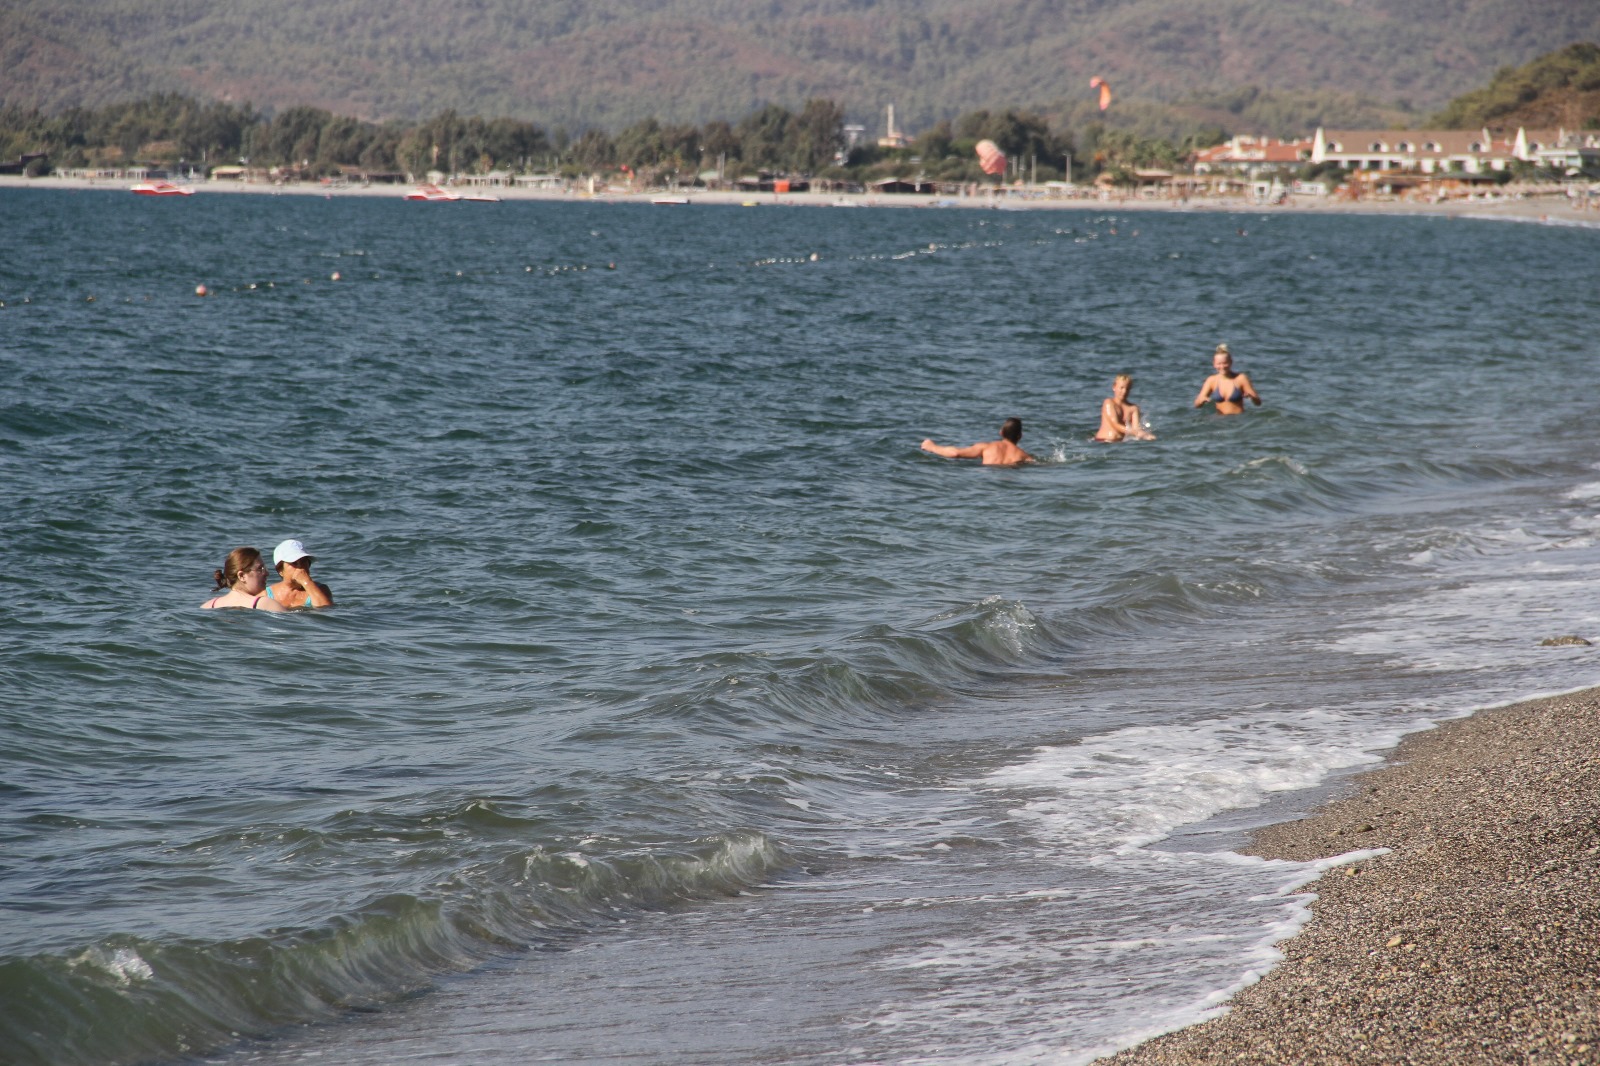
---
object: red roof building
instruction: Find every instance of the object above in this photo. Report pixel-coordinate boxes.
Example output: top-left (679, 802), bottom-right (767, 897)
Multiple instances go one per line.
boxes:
top-left (1191, 136), bottom-right (1313, 174)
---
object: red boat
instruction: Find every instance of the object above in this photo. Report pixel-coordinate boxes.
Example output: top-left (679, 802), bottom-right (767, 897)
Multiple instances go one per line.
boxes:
top-left (403, 184), bottom-right (462, 202)
top-left (130, 181), bottom-right (194, 196)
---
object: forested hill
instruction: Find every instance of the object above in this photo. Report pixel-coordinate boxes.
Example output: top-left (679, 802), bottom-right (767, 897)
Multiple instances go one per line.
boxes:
top-left (4, 0), bottom-right (1600, 135)
top-left (1430, 42), bottom-right (1600, 130)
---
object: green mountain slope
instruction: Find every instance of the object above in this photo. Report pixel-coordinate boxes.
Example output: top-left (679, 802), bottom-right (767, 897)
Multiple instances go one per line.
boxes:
top-left (1431, 41), bottom-right (1600, 129)
top-left (3, 0), bottom-right (1599, 133)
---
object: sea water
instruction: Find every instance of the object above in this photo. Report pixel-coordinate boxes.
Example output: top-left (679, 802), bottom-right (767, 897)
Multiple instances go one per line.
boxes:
top-left (3, 188), bottom-right (1599, 1065)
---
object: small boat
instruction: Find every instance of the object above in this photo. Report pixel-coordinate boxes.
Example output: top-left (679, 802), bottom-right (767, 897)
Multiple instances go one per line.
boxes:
top-left (130, 181), bottom-right (193, 196)
top-left (651, 195), bottom-right (689, 205)
top-left (403, 184), bottom-right (462, 202)
top-left (463, 192), bottom-right (502, 203)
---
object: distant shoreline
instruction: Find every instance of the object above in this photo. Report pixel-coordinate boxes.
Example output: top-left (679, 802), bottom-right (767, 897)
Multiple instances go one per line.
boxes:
top-left (3, 174), bottom-right (1597, 227)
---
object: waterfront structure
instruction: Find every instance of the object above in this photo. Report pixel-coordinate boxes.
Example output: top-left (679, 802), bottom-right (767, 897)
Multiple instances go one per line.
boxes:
top-left (1311, 127), bottom-right (1600, 174)
top-left (1192, 136), bottom-right (1313, 176)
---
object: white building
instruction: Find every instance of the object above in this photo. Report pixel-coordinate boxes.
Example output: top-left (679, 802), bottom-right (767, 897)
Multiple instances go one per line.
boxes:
top-left (1312, 127), bottom-right (1600, 175)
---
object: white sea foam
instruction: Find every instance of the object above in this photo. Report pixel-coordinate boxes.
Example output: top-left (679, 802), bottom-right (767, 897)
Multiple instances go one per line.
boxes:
top-left (981, 709), bottom-right (1407, 853)
top-left (71, 945), bottom-right (154, 985)
top-left (844, 711), bottom-right (1413, 1062)
top-left (859, 836), bottom-right (1391, 1065)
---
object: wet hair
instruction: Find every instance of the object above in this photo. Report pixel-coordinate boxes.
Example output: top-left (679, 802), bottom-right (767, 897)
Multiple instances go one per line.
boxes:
top-left (213, 547), bottom-right (263, 591)
top-left (1114, 374), bottom-right (1133, 390)
top-left (1000, 417), bottom-right (1023, 443)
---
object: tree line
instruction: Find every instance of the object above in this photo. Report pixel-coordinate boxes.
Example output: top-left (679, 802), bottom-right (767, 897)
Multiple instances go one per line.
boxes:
top-left (0, 91), bottom-right (1214, 185)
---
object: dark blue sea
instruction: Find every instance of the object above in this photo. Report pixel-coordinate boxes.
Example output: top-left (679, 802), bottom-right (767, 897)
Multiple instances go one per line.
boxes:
top-left (4, 186), bottom-right (1600, 1065)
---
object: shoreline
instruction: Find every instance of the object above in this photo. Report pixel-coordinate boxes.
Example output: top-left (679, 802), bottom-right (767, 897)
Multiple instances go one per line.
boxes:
top-left (3, 174), bottom-right (1596, 226)
top-left (1099, 685), bottom-right (1600, 1065)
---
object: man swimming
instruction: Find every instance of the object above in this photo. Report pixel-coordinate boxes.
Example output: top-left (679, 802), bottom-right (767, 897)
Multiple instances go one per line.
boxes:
top-left (921, 417), bottom-right (1037, 466)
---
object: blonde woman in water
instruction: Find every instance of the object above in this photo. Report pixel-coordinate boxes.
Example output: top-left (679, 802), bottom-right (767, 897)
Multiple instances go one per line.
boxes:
top-left (1194, 343), bottom-right (1261, 415)
top-left (1094, 375), bottom-right (1155, 442)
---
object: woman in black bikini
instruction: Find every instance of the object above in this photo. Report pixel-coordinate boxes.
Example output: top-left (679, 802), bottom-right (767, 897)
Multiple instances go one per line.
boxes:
top-left (201, 547), bottom-right (289, 611)
top-left (1194, 343), bottom-right (1261, 415)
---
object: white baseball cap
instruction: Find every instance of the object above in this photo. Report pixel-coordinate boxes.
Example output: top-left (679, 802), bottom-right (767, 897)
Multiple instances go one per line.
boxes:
top-left (272, 539), bottom-right (316, 566)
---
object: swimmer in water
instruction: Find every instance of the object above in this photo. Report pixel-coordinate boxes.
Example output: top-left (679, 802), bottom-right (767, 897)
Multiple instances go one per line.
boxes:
top-left (921, 417), bottom-right (1037, 466)
top-left (267, 539), bottom-right (333, 608)
top-left (202, 547), bottom-right (289, 611)
top-left (1193, 343), bottom-right (1261, 415)
top-left (1094, 374), bottom-right (1156, 441)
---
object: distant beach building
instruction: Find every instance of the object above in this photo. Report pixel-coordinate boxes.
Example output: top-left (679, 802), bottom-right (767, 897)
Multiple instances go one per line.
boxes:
top-left (515, 173), bottom-right (565, 190)
top-left (465, 170), bottom-right (512, 189)
top-left (1522, 130), bottom-right (1600, 173)
top-left (868, 177), bottom-right (935, 194)
top-left (1310, 126), bottom-right (1600, 175)
top-left (1192, 136), bottom-right (1313, 176)
top-left (0, 152), bottom-right (48, 175)
top-left (1313, 128), bottom-right (1512, 173)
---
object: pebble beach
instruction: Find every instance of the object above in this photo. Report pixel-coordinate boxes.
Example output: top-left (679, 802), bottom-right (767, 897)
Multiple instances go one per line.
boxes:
top-left (1101, 687), bottom-right (1600, 1065)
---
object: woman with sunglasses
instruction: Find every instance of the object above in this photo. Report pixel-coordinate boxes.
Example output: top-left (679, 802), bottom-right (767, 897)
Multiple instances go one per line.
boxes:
top-left (201, 547), bottom-right (289, 611)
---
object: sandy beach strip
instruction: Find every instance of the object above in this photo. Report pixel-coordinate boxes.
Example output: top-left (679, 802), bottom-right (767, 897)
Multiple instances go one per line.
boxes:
top-left (3, 174), bottom-right (1597, 227)
top-left (1099, 686), bottom-right (1600, 1066)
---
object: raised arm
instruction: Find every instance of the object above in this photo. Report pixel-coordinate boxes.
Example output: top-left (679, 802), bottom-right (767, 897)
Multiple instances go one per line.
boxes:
top-left (921, 439), bottom-right (986, 460)
top-left (281, 560), bottom-right (334, 607)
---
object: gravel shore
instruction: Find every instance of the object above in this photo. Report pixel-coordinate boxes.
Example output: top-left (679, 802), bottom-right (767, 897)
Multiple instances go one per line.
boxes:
top-left (1099, 688), bottom-right (1600, 1065)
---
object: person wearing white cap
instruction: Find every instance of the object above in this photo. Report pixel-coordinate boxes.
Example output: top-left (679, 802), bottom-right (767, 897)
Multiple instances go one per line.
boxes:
top-left (267, 539), bottom-right (334, 608)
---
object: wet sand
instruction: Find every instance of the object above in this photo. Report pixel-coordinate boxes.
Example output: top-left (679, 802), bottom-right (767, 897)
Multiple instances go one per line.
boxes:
top-left (1100, 687), bottom-right (1600, 1066)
